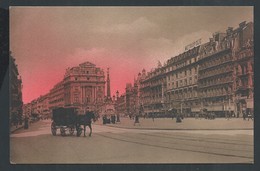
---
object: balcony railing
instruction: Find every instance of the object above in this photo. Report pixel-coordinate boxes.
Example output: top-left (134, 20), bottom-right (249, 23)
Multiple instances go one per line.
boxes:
top-left (198, 67), bottom-right (233, 80)
top-left (199, 46), bottom-right (230, 60)
top-left (200, 91), bottom-right (232, 98)
top-left (199, 78), bottom-right (233, 88)
top-left (236, 49), bottom-right (254, 61)
top-left (199, 56), bottom-right (232, 71)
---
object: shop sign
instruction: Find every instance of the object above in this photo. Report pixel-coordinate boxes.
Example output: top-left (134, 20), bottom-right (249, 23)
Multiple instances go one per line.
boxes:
top-left (185, 39), bottom-right (202, 51)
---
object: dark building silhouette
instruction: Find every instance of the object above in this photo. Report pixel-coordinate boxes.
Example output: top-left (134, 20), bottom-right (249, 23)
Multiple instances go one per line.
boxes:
top-left (10, 54), bottom-right (23, 126)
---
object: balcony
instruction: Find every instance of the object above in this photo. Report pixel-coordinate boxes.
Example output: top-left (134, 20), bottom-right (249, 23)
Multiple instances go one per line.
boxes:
top-left (199, 46), bottom-right (230, 61)
top-left (236, 49), bottom-right (253, 61)
top-left (201, 91), bottom-right (231, 98)
top-left (198, 67), bottom-right (233, 80)
top-left (199, 78), bottom-right (233, 88)
top-left (235, 85), bottom-right (251, 91)
top-left (199, 56), bottom-right (233, 71)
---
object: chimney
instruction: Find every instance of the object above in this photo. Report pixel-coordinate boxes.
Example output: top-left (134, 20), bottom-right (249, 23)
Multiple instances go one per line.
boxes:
top-left (239, 21), bottom-right (246, 29)
top-left (226, 27), bottom-right (233, 36)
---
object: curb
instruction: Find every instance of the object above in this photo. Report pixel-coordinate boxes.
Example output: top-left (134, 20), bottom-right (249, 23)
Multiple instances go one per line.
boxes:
top-left (99, 124), bottom-right (253, 131)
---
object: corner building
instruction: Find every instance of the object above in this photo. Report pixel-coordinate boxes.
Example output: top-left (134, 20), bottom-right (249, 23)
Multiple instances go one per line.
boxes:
top-left (49, 62), bottom-right (105, 113)
top-left (232, 22), bottom-right (254, 117)
top-left (198, 21), bottom-right (253, 117)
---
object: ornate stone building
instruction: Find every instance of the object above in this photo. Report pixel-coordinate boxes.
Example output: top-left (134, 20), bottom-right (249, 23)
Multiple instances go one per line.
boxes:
top-left (232, 21), bottom-right (254, 117)
top-left (48, 62), bottom-right (106, 113)
top-left (137, 21), bottom-right (253, 118)
top-left (198, 21), bottom-right (254, 117)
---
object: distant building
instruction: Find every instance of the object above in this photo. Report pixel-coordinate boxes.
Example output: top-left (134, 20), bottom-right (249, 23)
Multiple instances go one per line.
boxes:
top-left (116, 92), bottom-right (127, 116)
top-left (37, 94), bottom-right (50, 118)
top-left (140, 66), bottom-right (166, 117)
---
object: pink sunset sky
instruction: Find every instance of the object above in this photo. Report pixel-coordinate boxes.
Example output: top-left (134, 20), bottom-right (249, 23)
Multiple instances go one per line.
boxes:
top-left (10, 7), bottom-right (253, 103)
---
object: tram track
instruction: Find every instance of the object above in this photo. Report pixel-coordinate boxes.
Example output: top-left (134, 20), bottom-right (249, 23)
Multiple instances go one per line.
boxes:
top-left (95, 131), bottom-right (253, 160)
top-left (119, 132), bottom-right (253, 153)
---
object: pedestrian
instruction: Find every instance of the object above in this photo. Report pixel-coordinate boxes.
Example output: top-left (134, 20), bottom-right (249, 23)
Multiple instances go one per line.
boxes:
top-left (176, 113), bottom-right (182, 123)
top-left (24, 116), bottom-right (29, 129)
top-left (134, 115), bottom-right (140, 126)
top-left (116, 114), bottom-right (120, 122)
top-left (243, 111), bottom-right (246, 120)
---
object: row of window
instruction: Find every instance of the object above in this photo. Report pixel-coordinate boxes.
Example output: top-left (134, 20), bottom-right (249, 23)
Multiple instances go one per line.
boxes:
top-left (235, 62), bottom-right (253, 76)
top-left (167, 56), bottom-right (198, 72)
top-left (168, 76), bottom-right (198, 89)
top-left (237, 49), bottom-right (253, 60)
top-left (199, 76), bottom-right (233, 88)
top-left (167, 67), bottom-right (198, 81)
top-left (199, 54), bottom-right (232, 71)
top-left (200, 86), bottom-right (232, 98)
top-left (167, 91), bottom-right (198, 100)
top-left (49, 98), bottom-right (64, 104)
top-left (199, 64), bottom-right (232, 79)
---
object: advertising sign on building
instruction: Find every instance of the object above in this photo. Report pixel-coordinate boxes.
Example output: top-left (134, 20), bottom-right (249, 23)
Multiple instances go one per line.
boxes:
top-left (185, 39), bottom-right (202, 51)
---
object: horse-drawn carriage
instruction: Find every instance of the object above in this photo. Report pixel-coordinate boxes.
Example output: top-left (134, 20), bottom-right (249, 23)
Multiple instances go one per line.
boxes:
top-left (51, 107), bottom-right (82, 136)
top-left (51, 107), bottom-right (96, 137)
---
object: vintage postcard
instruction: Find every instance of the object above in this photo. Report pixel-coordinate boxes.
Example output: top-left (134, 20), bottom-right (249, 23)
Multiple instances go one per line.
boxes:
top-left (9, 6), bottom-right (253, 164)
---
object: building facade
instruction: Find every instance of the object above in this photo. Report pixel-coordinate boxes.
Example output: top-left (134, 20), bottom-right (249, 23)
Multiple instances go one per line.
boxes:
top-left (36, 94), bottom-right (50, 118)
top-left (116, 92), bottom-right (127, 116)
top-left (197, 21), bottom-right (254, 117)
top-left (165, 46), bottom-right (200, 116)
top-left (232, 21), bottom-right (254, 117)
top-left (198, 32), bottom-right (233, 117)
top-left (48, 62), bottom-right (106, 113)
top-left (140, 66), bottom-right (166, 117)
top-left (136, 21), bottom-right (254, 118)
top-left (49, 81), bottom-right (65, 110)
top-left (10, 54), bottom-right (23, 125)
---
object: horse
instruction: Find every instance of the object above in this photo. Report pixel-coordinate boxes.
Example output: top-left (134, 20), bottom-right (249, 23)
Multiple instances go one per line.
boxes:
top-left (76, 111), bottom-right (96, 137)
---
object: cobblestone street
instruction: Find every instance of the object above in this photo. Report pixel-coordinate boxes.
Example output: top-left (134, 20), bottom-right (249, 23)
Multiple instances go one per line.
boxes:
top-left (10, 118), bottom-right (253, 164)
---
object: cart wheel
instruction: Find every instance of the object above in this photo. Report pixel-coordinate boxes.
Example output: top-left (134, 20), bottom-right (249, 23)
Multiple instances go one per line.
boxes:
top-left (69, 127), bottom-right (75, 135)
top-left (51, 122), bottom-right (57, 136)
top-left (60, 127), bottom-right (66, 136)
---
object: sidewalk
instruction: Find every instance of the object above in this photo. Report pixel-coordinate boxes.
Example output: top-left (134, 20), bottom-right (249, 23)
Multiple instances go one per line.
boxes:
top-left (95, 117), bottom-right (254, 130)
top-left (10, 123), bottom-right (24, 133)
